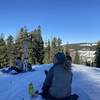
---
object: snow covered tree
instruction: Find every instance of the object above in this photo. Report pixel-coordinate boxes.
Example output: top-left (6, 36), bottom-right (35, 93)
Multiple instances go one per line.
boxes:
top-left (95, 41), bottom-right (100, 68)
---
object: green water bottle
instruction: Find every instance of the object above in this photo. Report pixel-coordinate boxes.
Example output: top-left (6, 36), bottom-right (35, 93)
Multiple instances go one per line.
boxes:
top-left (28, 82), bottom-right (34, 97)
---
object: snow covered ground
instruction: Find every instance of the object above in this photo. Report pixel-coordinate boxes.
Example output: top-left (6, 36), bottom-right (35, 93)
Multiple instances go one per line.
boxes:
top-left (0, 64), bottom-right (100, 100)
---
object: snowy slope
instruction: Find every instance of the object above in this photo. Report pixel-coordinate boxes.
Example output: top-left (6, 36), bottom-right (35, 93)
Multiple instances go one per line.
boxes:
top-left (0, 64), bottom-right (100, 100)
top-left (72, 64), bottom-right (100, 100)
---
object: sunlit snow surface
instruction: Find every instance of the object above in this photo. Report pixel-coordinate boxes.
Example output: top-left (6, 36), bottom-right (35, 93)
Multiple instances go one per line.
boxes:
top-left (0, 64), bottom-right (100, 100)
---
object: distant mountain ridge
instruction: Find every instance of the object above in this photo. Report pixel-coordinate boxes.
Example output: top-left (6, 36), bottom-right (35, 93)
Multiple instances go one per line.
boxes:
top-left (64, 42), bottom-right (97, 63)
top-left (65, 42), bottom-right (97, 51)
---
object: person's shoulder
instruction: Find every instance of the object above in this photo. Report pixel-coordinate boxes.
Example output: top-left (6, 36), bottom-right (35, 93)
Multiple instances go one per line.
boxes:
top-left (49, 66), bottom-right (54, 71)
top-left (48, 65), bottom-right (56, 73)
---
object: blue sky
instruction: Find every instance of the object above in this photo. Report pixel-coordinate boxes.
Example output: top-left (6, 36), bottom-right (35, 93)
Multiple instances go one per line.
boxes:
top-left (0, 0), bottom-right (100, 44)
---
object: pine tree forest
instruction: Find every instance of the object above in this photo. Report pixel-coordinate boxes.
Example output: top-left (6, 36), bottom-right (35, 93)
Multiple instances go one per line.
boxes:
top-left (0, 26), bottom-right (99, 68)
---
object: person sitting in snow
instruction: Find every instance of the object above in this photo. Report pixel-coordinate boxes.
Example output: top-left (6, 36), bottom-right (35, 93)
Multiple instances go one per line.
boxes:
top-left (42, 52), bottom-right (78, 100)
top-left (65, 55), bottom-right (72, 71)
top-left (8, 57), bottom-right (23, 73)
top-left (9, 57), bottom-right (32, 73)
top-left (2, 57), bottom-right (32, 74)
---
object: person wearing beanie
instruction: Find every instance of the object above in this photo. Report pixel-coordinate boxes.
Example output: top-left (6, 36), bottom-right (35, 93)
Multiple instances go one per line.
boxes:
top-left (53, 52), bottom-right (66, 64)
top-left (42, 52), bottom-right (75, 100)
top-left (65, 55), bottom-right (72, 71)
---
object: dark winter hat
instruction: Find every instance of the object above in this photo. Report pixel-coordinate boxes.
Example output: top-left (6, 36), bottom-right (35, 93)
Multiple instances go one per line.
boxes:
top-left (66, 55), bottom-right (72, 61)
top-left (54, 52), bottom-right (66, 63)
top-left (17, 57), bottom-right (21, 60)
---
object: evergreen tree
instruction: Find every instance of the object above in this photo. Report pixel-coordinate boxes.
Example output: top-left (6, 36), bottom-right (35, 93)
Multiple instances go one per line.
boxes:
top-left (50, 37), bottom-right (63, 62)
top-left (35, 26), bottom-right (44, 64)
top-left (30, 26), bottom-right (44, 64)
top-left (15, 27), bottom-right (24, 59)
top-left (6, 35), bottom-right (16, 66)
top-left (74, 50), bottom-right (80, 64)
top-left (95, 41), bottom-right (100, 68)
top-left (56, 38), bottom-right (62, 52)
top-left (0, 34), bottom-right (7, 67)
top-left (43, 40), bottom-right (51, 63)
top-left (50, 37), bottom-right (57, 61)
top-left (29, 29), bottom-right (38, 64)
top-left (28, 31), bottom-right (37, 64)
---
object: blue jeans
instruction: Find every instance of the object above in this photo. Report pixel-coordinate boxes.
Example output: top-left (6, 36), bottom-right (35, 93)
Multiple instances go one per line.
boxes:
top-left (9, 67), bottom-right (23, 73)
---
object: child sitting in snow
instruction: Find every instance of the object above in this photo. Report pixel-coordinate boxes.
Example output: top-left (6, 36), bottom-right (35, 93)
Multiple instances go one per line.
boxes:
top-left (65, 55), bottom-right (72, 71)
